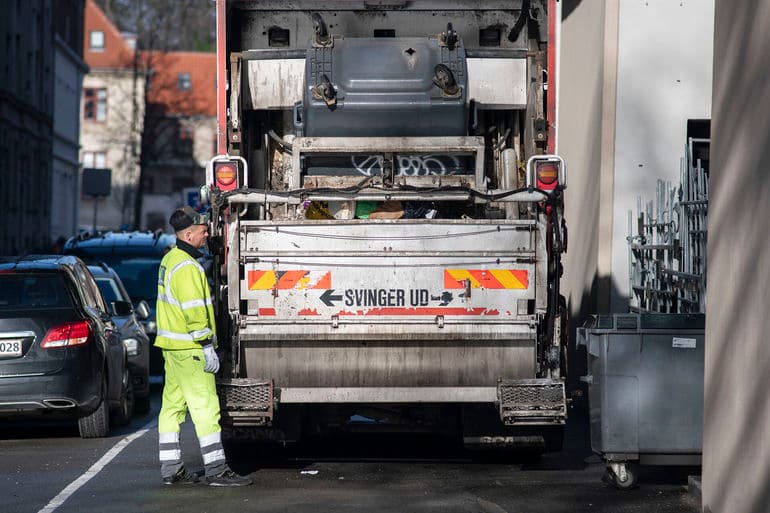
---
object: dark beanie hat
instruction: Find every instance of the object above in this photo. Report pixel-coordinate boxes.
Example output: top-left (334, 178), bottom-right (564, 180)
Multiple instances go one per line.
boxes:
top-left (169, 206), bottom-right (208, 232)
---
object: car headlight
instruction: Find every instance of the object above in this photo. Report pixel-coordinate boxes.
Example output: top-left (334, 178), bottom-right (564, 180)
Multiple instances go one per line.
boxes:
top-left (143, 321), bottom-right (157, 335)
top-left (123, 338), bottom-right (140, 356)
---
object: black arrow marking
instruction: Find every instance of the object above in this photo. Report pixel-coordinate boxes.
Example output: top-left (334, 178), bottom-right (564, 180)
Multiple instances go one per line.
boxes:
top-left (320, 289), bottom-right (343, 307)
top-left (431, 291), bottom-right (454, 306)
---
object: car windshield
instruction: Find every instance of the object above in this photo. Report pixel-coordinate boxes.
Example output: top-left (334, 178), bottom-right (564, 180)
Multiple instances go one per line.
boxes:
top-left (94, 257), bottom-right (161, 302)
top-left (95, 277), bottom-right (127, 305)
top-left (0, 273), bottom-right (74, 310)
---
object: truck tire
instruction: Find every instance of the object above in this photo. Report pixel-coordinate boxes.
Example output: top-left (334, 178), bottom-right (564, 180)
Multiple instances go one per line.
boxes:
top-left (79, 379), bottom-right (110, 438)
top-left (543, 425), bottom-right (565, 452)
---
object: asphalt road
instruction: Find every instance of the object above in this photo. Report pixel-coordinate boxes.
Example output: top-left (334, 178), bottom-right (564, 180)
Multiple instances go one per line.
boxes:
top-left (0, 392), bottom-right (701, 513)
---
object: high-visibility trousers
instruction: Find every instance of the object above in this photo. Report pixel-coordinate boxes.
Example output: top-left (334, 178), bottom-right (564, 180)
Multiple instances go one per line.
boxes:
top-left (157, 348), bottom-right (226, 477)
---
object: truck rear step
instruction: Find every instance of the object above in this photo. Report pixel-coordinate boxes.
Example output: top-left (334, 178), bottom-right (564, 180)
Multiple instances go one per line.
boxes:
top-left (217, 378), bottom-right (274, 426)
top-left (497, 378), bottom-right (566, 426)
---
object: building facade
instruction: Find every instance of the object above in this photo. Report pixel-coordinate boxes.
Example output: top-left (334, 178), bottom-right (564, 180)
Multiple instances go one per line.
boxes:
top-left (0, 1), bottom-right (55, 255)
top-left (52, 0), bottom-right (88, 243)
top-left (80, 0), bottom-right (145, 232)
top-left (80, 0), bottom-right (215, 232)
top-left (139, 51), bottom-right (216, 231)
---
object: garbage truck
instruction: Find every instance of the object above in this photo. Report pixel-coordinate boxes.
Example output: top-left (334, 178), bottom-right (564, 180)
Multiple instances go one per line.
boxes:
top-left (202, 0), bottom-right (568, 451)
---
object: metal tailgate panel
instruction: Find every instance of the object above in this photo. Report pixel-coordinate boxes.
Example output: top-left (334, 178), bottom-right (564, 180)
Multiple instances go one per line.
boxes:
top-left (238, 220), bottom-right (540, 328)
top-left (233, 220), bottom-right (542, 394)
top-left (240, 339), bottom-right (536, 388)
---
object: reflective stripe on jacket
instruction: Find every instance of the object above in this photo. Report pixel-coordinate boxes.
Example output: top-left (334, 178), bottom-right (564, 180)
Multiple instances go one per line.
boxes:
top-left (155, 246), bottom-right (217, 350)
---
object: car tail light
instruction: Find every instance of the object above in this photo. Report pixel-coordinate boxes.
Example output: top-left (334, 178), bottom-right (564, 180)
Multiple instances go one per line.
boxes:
top-left (40, 320), bottom-right (91, 348)
top-left (214, 160), bottom-right (238, 191)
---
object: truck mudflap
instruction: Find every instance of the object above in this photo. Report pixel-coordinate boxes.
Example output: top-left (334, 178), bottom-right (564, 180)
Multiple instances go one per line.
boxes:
top-left (216, 378), bottom-right (274, 427)
top-left (497, 378), bottom-right (566, 426)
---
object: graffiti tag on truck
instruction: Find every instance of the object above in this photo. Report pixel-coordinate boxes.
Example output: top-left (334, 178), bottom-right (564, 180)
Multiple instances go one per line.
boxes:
top-left (351, 154), bottom-right (465, 176)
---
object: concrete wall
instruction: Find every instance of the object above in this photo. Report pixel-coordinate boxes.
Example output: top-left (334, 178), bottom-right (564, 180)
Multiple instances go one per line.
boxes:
top-left (559, 0), bottom-right (614, 326)
top-left (703, 1), bottom-right (770, 512)
top-left (559, 0), bottom-right (714, 317)
top-left (610, 0), bottom-right (714, 311)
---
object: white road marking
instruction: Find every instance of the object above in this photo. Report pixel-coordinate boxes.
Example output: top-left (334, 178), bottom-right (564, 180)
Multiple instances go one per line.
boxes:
top-left (38, 418), bottom-right (157, 513)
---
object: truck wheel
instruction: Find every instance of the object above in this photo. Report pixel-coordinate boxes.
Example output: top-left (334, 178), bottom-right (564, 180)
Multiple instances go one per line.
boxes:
top-left (544, 425), bottom-right (564, 452)
top-left (111, 369), bottom-right (135, 426)
top-left (79, 379), bottom-right (110, 438)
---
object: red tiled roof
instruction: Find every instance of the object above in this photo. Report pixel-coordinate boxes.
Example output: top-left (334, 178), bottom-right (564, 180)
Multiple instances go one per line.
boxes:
top-left (83, 0), bottom-right (135, 70)
top-left (143, 51), bottom-right (216, 117)
top-left (83, 0), bottom-right (215, 117)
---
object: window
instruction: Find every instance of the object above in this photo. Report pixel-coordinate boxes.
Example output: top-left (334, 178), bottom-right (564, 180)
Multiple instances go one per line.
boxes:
top-left (95, 277), bottom-right (124, 305)
top-left (174, 126), bottom-right (194, 157)
top-left (81, 265), bottom-right (108, 312)
top-left (89, 30), bottom-right (104, 51)
top-left (0, 273), bottom-right (74, 310)
top-left (177, 73), bottom-right (191, 91)
top-left (178, 126), bottom-right (193, 141)
top-left (82, 151), bottom-right (107, 169)
top-left (83, 88), bottom-right (107, 121)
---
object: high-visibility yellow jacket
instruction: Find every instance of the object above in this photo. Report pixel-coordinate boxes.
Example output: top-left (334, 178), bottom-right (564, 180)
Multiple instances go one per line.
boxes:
top-left (155, 246), bottom-right (217, 350)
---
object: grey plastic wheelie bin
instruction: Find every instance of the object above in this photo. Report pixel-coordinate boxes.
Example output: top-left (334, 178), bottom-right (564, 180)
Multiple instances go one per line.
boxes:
top-left (577, 313), bottom-right (704, 489)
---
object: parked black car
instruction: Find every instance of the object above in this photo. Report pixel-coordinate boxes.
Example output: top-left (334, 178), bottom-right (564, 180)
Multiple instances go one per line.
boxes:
top-left (64, 231), bottom-right (176, 377)
top-left (89, 264), bottom-right (152, 414)
top-left (0, 255), bottom-right (134, 437)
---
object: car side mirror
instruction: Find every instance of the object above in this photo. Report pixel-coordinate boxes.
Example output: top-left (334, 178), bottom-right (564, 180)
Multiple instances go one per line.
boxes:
top-left (112, 300), bottom-right (133, 317)
top-left (135, 300), bottom-right (151, 320)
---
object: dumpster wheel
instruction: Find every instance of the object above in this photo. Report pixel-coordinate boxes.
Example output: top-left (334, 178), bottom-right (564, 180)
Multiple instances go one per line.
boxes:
top-left (602, 462), bottom-right (638, 490)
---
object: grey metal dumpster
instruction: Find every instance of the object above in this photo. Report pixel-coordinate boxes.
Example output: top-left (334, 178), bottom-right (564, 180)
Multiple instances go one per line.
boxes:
top-left (577, 313), bottom-right (704, 489)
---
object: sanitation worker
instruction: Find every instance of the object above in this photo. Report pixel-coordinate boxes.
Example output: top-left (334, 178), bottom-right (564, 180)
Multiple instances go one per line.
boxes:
top-left (155, 206), bottom-right (252, 486)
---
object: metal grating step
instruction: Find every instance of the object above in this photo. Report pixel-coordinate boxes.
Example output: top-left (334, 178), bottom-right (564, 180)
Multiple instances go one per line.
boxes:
top-left (217, 378), bottom-right (274, 426)
top-left (497, 378), bottom-right (566, 426)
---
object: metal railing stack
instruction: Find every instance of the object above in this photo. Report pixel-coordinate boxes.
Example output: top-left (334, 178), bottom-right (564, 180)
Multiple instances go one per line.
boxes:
top-left (628, 138), bottom-right (709, 313)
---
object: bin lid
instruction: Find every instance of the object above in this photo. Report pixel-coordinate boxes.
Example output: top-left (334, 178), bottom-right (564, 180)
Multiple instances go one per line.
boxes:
top-left (590, 313), bottom-right (705, 331)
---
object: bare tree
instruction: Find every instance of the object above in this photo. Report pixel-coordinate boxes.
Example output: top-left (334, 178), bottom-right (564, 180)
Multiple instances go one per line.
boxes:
top-left (95, 0), bottom-right (215, 52)
top-left (94, 0), bottom-right (215, 228)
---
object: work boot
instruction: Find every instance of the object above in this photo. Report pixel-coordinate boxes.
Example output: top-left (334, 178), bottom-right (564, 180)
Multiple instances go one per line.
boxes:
top-left (162, 467), bottom-right (200, 485)
top-left (205, 469), bottom-right (253, 487)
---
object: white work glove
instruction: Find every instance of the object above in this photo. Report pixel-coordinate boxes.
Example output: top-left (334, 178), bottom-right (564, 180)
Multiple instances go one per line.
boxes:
top-left (202, 344), bottom-right (220, 374)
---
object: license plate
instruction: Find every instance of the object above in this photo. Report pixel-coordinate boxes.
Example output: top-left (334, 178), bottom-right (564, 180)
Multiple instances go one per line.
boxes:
top-left (0, 339), bottom-right (23, 357)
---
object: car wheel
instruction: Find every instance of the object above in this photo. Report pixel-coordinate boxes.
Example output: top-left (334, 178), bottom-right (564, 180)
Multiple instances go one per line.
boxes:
top-left (111, 368), bottom-right (135, 426)
top-left (79, 378), bottom-right (110, 438)
top-left (135, 394), bottom-right (151, 415)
